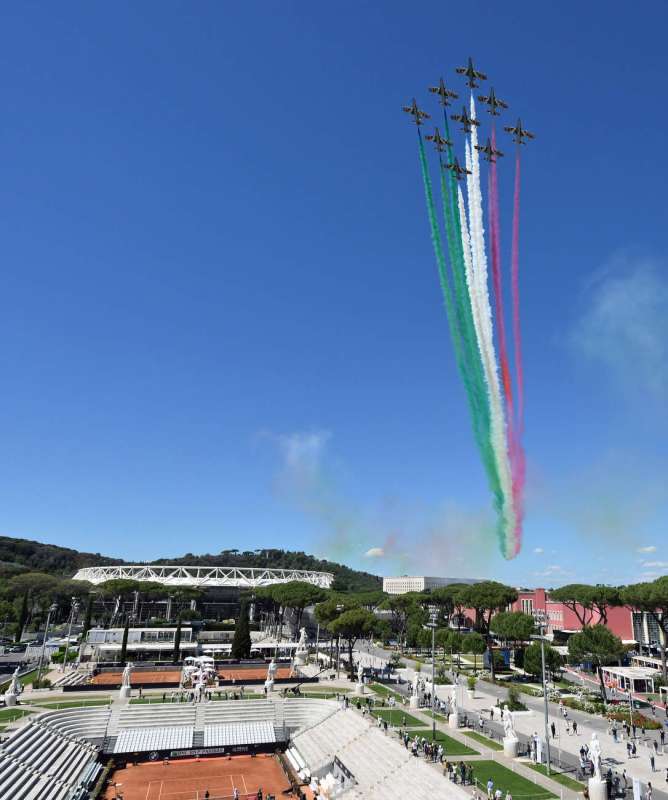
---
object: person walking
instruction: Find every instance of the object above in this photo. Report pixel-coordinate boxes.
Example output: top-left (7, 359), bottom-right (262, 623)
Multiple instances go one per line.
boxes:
top-left (551, 721), bottom-right (556, 739)
top-left (650, 753), bottom-right (656, 773)
top-left (487, 778), bottom-right (494, 799)
top-left (573, 720), bottom-right (578, 735)
top-left (645, 781), bottom-right (652, 800)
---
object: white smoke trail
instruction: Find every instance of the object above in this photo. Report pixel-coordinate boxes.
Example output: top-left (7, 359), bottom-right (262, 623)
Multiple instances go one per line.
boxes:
top-left (465, 97), bottom-right (516, 554)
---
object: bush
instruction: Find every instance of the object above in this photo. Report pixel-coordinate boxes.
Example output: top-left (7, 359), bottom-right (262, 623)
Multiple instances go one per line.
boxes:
top-left (606, 710), bottom-right (661, 730)
top-left (467, 675), bottom-right (477, 691)
top-left (32, 678), bottom-right (51, 689)
top-left (507, 684), bottom-right (528, 711)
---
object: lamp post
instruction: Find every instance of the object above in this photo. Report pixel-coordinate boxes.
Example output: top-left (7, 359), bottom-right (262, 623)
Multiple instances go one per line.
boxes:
top-left (335, 604), bottom-right (343, 679)
top-left (36, 603), bottom-right (58, 689)
top-left (61, 597), bottom-right (80, 672)
top-left (532, 611), bottom-right (552, 776)
top-left (426, 607), bottom-right (438, 741)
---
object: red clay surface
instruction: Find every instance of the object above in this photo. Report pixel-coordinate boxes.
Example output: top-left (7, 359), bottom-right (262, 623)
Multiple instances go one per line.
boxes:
top-left (91, 670), bottom-right (182, 687)
top-left (217, 668), bottom-right (293, 682)
top-left (104, 754), bottom-right (290, 800)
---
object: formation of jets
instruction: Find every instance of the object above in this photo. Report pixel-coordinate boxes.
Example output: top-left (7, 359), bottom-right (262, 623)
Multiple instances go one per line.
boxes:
top-left (446, 157), bottom-right (471, 181)
top-left (403, 57), bottom-right (535, 155)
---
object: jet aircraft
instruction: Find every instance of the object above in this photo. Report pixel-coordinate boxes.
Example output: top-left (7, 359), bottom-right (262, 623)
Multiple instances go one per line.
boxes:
top-left (402, 98), bottom-right (430, 126)
top-left (503, 118), bottom-right (535, 144)
top-left (424, 128), bottom-right (452, 152)
top-left (428, 77), bottom-right (458, 107)
top-left (446, 157), bottom-right (472, 180)
top-left (477, 87), bottom-right (508, 116)
top-left (455, 57), bottom-right (487, 89)
top-left (451, 105), bottom-right (480, 132)
top-left (474, 138), bottom-right (504, 163)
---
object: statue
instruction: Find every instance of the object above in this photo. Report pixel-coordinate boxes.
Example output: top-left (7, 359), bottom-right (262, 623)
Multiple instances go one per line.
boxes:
top-left (450, 684), bottom-right (458, 714)
top-left (297, 627), bottom-right (307, 651)
top-left (357, 660), bottom-right (364, 685)
top-left (589, 732), bottom-right (602, 782)
top-left (6, 667), bottom-right (22, 697)
top-left (121, 662), bottom-right (133, 688)
top-left (502, 705), bottom-right (517, 740)
top-left (412, 672), bottom-right (420, 697)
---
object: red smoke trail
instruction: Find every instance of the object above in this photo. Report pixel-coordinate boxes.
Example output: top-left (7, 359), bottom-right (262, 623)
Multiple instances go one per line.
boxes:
top-left (509, 147), bottom-right (525, 556)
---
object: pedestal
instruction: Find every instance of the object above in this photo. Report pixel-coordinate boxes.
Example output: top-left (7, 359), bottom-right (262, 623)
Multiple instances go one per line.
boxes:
top-left (119, 686), bottom-right (132, 699)
top-left (409, 695), bottom-right (420, 709)
top-left (3, 693), bottom-right (17, 708)
top-left (293, 651), bottom-right (307, 667)
top-left (354, 682), bottom-right (365, 696)
top-left (588, 778), bottom-right (607, 800)
top-left (503, 737), bottom-right (519, 758)
top-left (448, 713), bottom-right (459, 730)
top-left (264, 680), bottom-right (274, 694)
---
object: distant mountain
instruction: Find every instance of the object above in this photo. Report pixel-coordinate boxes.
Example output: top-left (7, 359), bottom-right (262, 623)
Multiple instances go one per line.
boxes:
top-left (0, 537), bottom-right (381, 592)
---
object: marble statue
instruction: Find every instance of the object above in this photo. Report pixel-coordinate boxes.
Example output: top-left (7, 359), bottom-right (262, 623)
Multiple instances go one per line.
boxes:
top-left (297, 627), bottom-right (307, 651)
top-left (6, 667), bottom-right (22, 697)
top-left (121, 662), bottom-right (133, 688)
top-left (502, 705), bottom-right (517, 739)
top-left (589, 732), bottom-right (602, 782)
top-left (412, 672), bottom-right (420, 697)
top-left (357, 660), bottom-right (364, 684)
top-left (450, 684), bottom-right (458, 714)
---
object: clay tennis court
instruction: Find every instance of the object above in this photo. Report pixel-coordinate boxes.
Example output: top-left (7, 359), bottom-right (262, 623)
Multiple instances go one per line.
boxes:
top-left (104, 754), bottom-right (290, 800)
top-left (217, 667), bottom-right (293, 682)
top-left (91, 670), bottom-right (182, 687)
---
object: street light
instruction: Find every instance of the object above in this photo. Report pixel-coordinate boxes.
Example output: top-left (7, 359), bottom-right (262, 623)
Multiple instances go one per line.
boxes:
top-left (61, 597), bottom-right (80, 672)
top-left (426, 607), bottom-right (438, 741)
top-left (532, 611), bottom-right (552, 776)
top-left (36, 603), bottom-right (58, 689)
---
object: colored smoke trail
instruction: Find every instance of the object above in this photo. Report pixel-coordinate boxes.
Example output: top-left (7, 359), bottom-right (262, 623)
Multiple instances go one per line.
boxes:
top-left (419, 129), bottom-right (502, 507)
top-left (466, 99), bottom-right (516, 557)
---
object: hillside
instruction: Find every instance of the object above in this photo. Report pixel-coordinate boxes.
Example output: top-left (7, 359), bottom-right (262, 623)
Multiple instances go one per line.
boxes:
top-left (153, 549), bottom-right (382, 592)
top-left (0, 536), bottom-right (381, 592)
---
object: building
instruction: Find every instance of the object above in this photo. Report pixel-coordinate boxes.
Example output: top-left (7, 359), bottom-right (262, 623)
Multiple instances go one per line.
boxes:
top-left (82, 626), bottom-right (197, 663)
top-left (382, 576), bottom-right (478, 595)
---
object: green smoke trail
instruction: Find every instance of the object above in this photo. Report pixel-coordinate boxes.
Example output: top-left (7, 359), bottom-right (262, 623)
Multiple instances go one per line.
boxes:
top-left (418, 131), bottom-right (502, 516)
top-left (437, 115), bottom-right (503, 516)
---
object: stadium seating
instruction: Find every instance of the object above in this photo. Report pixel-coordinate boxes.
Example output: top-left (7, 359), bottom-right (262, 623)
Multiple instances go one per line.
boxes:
top-left (293, 708), bottom-right (471, 800)
top-left (0, 713), bottom-right (102, 800)
top-left (113, 725), bottom-right (194, 754)
top-left (203, 720), bottom-right (276, 748)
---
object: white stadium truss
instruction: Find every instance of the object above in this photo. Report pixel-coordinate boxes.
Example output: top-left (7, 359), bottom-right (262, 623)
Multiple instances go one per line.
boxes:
top-left (72, 564), bottom-right (335, 589)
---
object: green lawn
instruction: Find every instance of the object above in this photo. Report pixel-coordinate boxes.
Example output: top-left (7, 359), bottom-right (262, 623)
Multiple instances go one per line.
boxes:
top-left (0, 670), bottom-right (38, 692)
top-left (371, 708), bottom-right (426, 727)
top-left (526, 763), bottom-right (585, 792)
top-left (38, 698), bottom-right (112, 709)
top-left (0, 708), bottom-right (33, 723)
top-left (461, 731), bottom-right (504, 751)
top-left (404, 729), bottom-right (478, 755)
top-left (470, 761), bottom-right (556, 800)
top-left (370, 683), bottom-right (405, 703)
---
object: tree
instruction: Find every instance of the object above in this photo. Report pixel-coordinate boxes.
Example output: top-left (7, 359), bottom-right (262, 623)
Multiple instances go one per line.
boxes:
top-left (231, 601), bottom-right (252, 659)
top-left (272, 582), bottom-right (328, 638)
top-left (568, 624), bottom-right (625, 698)
top-left (328, 608), bottom-right (376, 680)
top-left (119, 619), bottom-right (130, 665)
top-left (623, 578), bottom-right (668, 679)
top-left (173, 617), bottom-right (182, 663)
top-left (6, 572), bottom-right (61, 640)
top-left (523, 641), bottom-right (562, 679)
top-left (463, 632), bottom-right (487, 672)
top-left (460, 581), bottom-right (518, 678)
top-left (490, 612), bottom-right (535, 648)
top-left (551, 584), bottom-right (622, 627)
top-left (380, 593), bottom-right (422, 649)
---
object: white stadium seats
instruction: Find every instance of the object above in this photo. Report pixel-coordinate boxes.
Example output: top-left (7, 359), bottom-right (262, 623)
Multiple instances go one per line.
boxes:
top-left (203, 720), bottom-right (276, 747)
top-left (113, 725), bottom-right (194, 753)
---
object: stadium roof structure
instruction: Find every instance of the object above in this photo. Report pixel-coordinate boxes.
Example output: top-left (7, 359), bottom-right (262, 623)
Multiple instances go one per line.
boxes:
top-left (73, 564), bottom-right (335, 589)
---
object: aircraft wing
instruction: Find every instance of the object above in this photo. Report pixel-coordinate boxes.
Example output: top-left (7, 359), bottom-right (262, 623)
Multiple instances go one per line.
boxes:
top-left (498, 99), bottom-right (509, 108)
top-left (474, 70), bottom-right (487, 80)
top-left (455, 67), bottom-right (467, 75)
top-left (478, 95), bottom-right (490, 104)
top-left (503, 125), bottom-right (515, 133)
top-left (525, 130), bottom-right (535, 138)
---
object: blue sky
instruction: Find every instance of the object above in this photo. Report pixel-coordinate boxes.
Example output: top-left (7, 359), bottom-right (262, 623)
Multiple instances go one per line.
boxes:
top-left (0, 2), bottom-right (666, 586)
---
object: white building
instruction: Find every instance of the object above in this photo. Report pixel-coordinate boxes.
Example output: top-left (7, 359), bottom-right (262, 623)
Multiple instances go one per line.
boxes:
top-left (382, 576), bottom-right (477, 595)
top-left (82, 627), bottom-right (197, 663)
